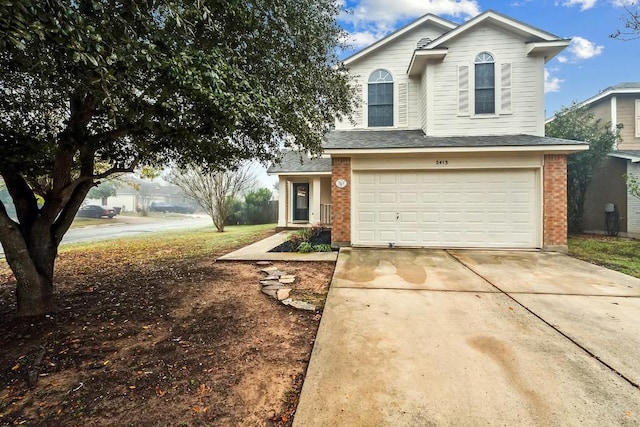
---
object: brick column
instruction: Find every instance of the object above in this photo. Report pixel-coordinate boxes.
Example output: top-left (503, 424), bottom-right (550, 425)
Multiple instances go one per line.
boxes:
top-left (331, 157), bottom-right (351, 247)
top-left (543, 154), bottom-right (568, 252)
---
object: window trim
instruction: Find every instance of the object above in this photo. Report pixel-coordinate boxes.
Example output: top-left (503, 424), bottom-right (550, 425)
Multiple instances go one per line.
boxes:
top-left (474, 52), bottom-right (496, 115)
top-left (367, 69), bottom-right (394, 127)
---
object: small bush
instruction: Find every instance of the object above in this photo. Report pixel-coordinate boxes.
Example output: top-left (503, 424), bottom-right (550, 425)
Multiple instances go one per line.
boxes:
top-left (287, 229), bottom-right (311, 248)
top-left (309, 223), bottom-right (326, 238)
top-left (297, 242), bottom-right (314, 253)
top-left (312, 244), bottom-right (332, 252)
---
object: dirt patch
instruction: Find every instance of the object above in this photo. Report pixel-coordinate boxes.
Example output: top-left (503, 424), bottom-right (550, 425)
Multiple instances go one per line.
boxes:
top-left (0, 242), bottom-right (334, 426)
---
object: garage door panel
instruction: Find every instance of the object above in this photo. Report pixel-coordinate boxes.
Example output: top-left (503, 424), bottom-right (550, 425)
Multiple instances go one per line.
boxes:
top-left (354, 169), bottom-right (539, 248)
top-left (379, 192), bottom-right (396, 204)
top-left (378, 211), bottom-right (397, 223)
top-left (379, 174), bottom-right (396, 185)
top-left (379, 230), bottom-right (396, 241)
top-left (359, 192), bottom-right (375, 204)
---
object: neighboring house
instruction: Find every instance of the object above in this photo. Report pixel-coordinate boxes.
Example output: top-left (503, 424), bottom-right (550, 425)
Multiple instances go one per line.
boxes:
top-left (84, 176), bottom-right (196, 213)
top-left (578, 82), bottom-right (640, 237)
top-left (268, 10), bottom-right (588, 251)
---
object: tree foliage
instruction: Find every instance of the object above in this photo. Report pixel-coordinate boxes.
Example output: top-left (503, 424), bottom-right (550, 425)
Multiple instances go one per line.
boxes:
top-left (167, 164), bottom-right (256, 232)
top-left (87, 180), bottom-right (119, 205)
top-left (611, 3), bottom-right (640, 39)
top-left (243, 188), bottom-right (273, 225)
top-left (546, 105), bottom-right (620, 231)
top-left (0, 0), bottom-right (354, 316)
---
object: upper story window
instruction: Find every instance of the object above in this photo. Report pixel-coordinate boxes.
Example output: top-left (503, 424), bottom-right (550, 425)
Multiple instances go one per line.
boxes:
top-left (368, 69), bottom-right (393, 127)
top-left (474, 52), bottom-right (495, 114)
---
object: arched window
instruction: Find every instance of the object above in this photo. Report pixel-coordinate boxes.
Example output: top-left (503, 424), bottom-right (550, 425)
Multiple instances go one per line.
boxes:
top-left (474, 52), bottom-right (495, 114)
top-left (368, 69), bottom-right (393, 127)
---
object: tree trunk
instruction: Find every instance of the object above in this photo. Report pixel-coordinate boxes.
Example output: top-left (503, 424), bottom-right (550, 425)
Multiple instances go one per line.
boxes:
top-left (2, 226), bottom-right (58, 316)
top-left (15, 266), bottom-right (56, 316)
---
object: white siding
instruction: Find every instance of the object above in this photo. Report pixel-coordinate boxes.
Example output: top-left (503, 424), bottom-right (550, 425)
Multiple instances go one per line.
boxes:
top-left (428, 25), bottom-right (544, 137)
top-left (335, 24), bottom-right (446, 130)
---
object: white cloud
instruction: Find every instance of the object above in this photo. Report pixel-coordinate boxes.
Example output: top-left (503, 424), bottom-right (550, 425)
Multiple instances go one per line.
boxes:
top-left (568, 36), bottom-right (604, 59)
top-left (545, 69), bottom-right (563, 93)
top-left (563, 0), bottom-right (598, 10)
top-left (611, 0), bottom-right (635, 6)
top-left (341, 0), bottom-right (481, 29)
top-left (557, 55), bottom-right (568, 63)
top-left (344, 31), bottom-right (385, 49)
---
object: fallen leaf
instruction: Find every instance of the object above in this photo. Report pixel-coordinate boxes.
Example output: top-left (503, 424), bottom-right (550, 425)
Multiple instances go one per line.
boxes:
top-left (11, 364), bottom-right (20, 371)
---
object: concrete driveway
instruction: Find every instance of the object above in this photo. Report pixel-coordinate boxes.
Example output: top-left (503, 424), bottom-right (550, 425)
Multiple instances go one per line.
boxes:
top-left (294, 248), bottom-right (640, 426)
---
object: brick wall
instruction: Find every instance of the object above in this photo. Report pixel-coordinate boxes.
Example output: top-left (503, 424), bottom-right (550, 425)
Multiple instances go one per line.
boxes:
top-left (331, 157), bottom-right (351, 246)
top-left (543, 154), bottom-right (568, 251)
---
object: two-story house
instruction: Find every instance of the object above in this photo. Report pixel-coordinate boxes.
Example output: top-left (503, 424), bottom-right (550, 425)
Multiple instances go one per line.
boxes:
top-left (576, 83), bottom-right (640, 237)
top-left (269, 10), bottom-right (587, 252)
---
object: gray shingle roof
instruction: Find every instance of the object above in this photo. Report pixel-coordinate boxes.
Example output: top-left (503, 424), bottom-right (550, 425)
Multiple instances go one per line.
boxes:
top-left (267, 150), bottom-right (331, 174)
top-left (323, 130), bottom-right (587, 150)
top-left (609, 150), bottom-right (640, 162)
top-left (605, 82), bottom-right (640, 91)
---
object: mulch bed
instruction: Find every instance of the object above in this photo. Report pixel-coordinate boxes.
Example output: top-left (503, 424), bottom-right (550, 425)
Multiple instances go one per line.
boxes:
top-left (269, 231), bottom-right (334, 253)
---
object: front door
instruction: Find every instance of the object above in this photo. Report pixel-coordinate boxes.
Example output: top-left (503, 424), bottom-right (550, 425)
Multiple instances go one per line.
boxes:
top-left (293, 183), bottom-right (309, 221)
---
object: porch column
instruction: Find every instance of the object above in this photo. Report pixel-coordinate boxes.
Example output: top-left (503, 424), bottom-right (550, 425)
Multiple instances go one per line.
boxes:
top-left (311, 176), bottom-right (321, 224)
top-left (277, 177), bottom-right (287, 227)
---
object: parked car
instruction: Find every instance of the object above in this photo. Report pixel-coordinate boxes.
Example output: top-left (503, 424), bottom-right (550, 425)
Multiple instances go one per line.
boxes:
top-left (77, 205), bottom-right (116, 219)
top-left (148, 202), bottom-right (195, 214)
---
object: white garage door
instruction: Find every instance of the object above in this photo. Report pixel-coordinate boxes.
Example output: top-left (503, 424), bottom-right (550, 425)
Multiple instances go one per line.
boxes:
top-left (354, 169), bottom-right (539, 248)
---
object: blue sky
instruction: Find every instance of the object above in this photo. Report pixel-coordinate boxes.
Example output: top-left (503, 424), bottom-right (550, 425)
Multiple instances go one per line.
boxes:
top-left (336, 0), bottom-right (640, 118)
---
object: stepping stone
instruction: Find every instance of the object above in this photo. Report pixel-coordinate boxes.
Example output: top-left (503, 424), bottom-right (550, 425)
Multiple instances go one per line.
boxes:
top-left (279, 277), bottom-right (295, 284)
top-left (260, 280), bottom-right (282, 286)
top-left (279, 274), bottom-right (295, 280)
top-left (261, 267), bottom-right (279, 273)
top-left (262, 275), bottom-right (279, 281)
top-left (277, 288), bottom-right (291, 300)
top-left (281, 299), bottom-right (316, 311)
top-left (268, 270), bottom-right (285, 277)
top-left (262, 288), bottom-right (278, 298)
top-left (255, 261), bottom-right (272, 266)
top-left (263, 285), bottom-right (285, 291)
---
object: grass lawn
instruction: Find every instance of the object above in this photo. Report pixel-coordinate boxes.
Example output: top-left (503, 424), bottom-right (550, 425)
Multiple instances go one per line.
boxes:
top-left (61, 223), bottom-right (275, 260)
top-left (569, 234), bottom-right (640, 278)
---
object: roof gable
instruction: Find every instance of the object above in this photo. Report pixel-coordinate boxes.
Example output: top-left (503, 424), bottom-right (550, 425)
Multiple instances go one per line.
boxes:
top-left (343, 14), bottom-right (457, 66)
top-left (578, 82), bottom-right (640, 107)
top-left (427, 9), bottom-right (562, 48)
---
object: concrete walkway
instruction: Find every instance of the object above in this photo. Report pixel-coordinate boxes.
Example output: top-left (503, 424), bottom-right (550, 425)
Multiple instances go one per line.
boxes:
top-left (217, 231), bottom-right (338, 262)
top-left (294, 248), bottom-right (640, 426)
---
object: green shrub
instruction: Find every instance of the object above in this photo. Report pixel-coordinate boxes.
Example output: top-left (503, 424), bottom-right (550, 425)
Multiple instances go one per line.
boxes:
top-left (287, 228), bottom-right (312, 247)
top-left (297, 242), bottom-right (314, 253)
top-left (312, 244), bottom-right (332, 252)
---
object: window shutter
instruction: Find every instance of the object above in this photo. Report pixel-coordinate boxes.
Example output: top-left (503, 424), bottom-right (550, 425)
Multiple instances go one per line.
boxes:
top-left (501, 63), bottom-right (512, 114)
top-left (458, 66), bottom-right (469, 114)
top-left (352, 81), bottom-right (363, 127)
top-left (635, 99), bottom-right (640, 137)
top-left (398, 82), bottom-right (408, 126)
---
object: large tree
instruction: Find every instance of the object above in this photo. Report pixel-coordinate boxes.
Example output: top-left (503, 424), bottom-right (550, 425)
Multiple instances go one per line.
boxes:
top-left (0, 0), bottom-right (354, 316)
top-left (167, 163), bottom-right (256, 232)
top-left (546, 105), bottom-right (620, 232)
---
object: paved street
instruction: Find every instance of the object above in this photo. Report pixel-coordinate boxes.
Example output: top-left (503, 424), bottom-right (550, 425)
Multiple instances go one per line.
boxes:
top-left (0, 215), bottom-right (212, 257)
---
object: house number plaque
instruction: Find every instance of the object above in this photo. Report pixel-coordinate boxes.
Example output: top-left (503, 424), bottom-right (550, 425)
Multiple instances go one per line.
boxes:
top-left (335, 179), bottom-right (348, 188)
